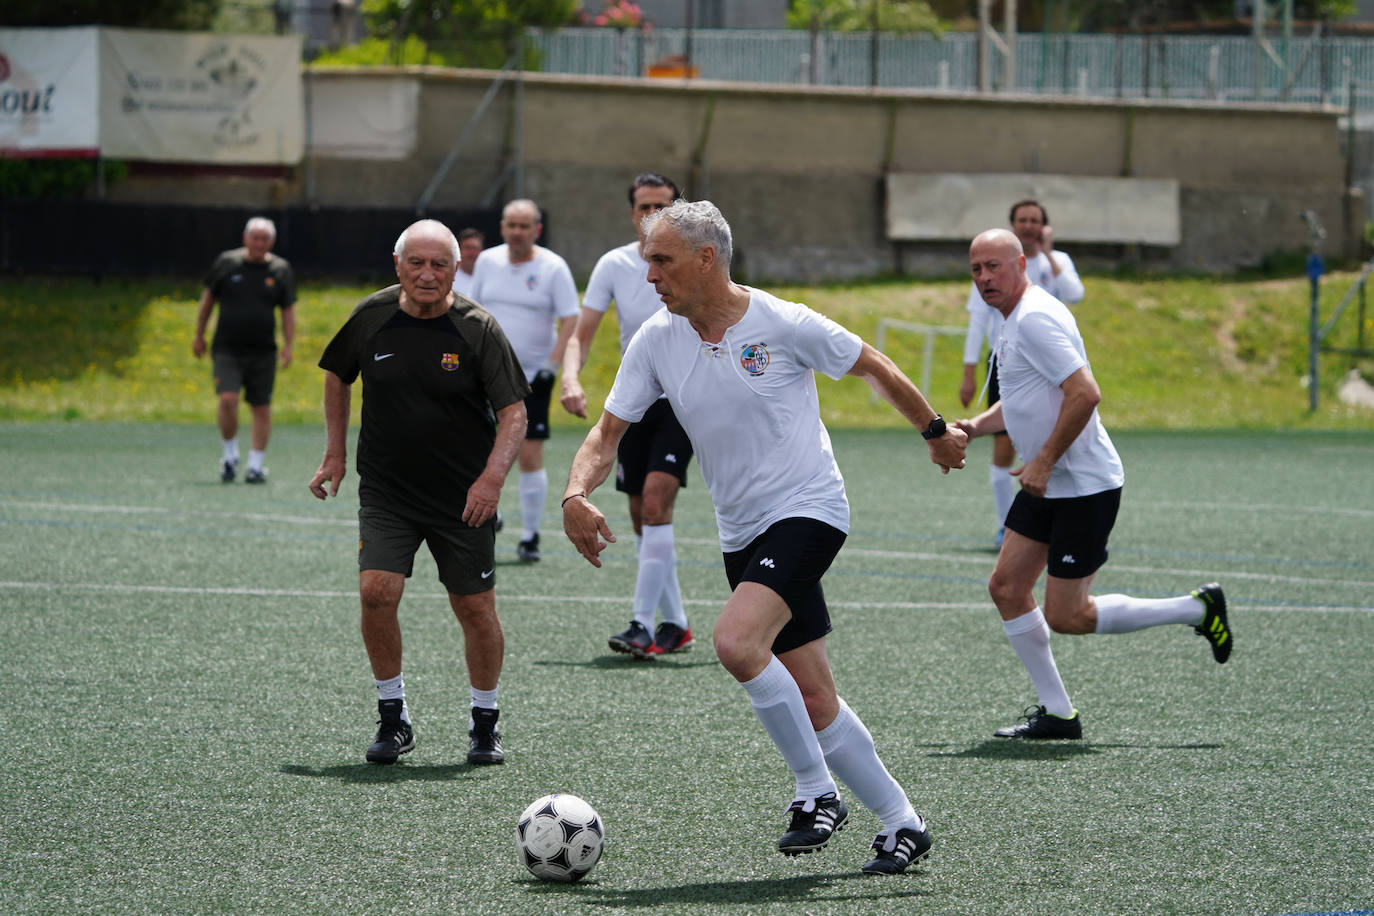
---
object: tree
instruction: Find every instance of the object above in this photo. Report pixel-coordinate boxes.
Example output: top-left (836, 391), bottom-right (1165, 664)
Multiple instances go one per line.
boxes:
top-left (787, 0), bottom-right (944, 33)
top-left (1, 0), bottom-right (220, 29)
top-left (343, 0), bottom-right (580, 68)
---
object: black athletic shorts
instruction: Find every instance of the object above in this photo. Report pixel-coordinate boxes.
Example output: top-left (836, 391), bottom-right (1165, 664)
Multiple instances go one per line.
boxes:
top-left (615, 398), bottom-right (693, 495)
top-left (1004, 486), bottom-right (1122, 579)
top-left (722, 517), bottom-right (846, 655)
top-left (213, 348), bottom-right (277, 406)
top-left (358, 503), bottom-right (498, 595)
top-left (524, 370), bottom-right (553, 441)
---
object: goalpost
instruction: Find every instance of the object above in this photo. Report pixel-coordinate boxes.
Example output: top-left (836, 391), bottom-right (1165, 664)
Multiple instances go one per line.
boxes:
top-left (873, 319), bottom-right (966, 402)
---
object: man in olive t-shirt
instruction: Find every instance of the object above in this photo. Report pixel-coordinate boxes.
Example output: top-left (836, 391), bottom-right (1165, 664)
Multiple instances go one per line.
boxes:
top-left (193, 216), bottom-right (296, 484)
top-left (309, 219), bottom-right (530, 768)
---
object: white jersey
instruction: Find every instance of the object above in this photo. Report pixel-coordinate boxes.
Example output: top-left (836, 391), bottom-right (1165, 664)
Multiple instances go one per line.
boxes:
top-left (994, 284), bottom-right (1123, 498)
top-left (963, 249), bottom-right (1084, 365)
top-left (451, 267), bottom-right (477, 298)
top-left (582, 241), bottom-right (664, 355)
top-left (469, 243), bottom-right (580, 382)
top-left (604, 287), bottom-right (862, 551)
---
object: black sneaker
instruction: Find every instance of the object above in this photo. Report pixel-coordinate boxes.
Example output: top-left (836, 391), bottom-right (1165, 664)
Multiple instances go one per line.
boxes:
top-left (365, 699), bottom-right (415, 764)
top-left (778, 793), bottom-right (849, 856)
top-left (244, 467), bottom-right (267, 485)
top-left (220, 458), bottom-right (237, 483)
top-left (517, 534), bottom-right (540, 562)
top-left (467, 707), bottom-right (504, 765)
top-left (608, 621), bottom-right (655, 659)
top-left (993, 704), bottom-right (1082, 740)
top-left (1193, 583), bottom-right (1232, 663)
top-left (861, 823), bottom-right (933, 875)
top-left (648, 622), bottom-right (695, 655)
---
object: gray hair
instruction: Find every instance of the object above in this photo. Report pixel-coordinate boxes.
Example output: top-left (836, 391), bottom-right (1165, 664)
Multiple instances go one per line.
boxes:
top-left (503, 198), bottom-right (543, 223)
top-left (393, 219), bottom-right (460, 263)
top-left (243, 216), bottom-right (276, 239)
top-left (643, 199), bottom-right (732, 269)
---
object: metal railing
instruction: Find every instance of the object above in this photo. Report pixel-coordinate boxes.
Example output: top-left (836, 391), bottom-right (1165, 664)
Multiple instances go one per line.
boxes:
top-left (528, 27), bottom-right (1374, 113)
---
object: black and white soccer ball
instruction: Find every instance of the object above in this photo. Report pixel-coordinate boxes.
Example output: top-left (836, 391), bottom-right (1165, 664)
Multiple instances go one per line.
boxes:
top-left (515, 793), bottom-right (604, 883)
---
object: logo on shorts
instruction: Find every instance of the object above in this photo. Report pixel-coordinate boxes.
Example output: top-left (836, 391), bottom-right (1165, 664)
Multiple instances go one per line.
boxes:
top-left (740, 343), bottom-right (769, 376)
top-left (1061, 554), bottom-right (1076, 565)
top-left (759, 557), bottom-right (775, 568)
top-left (481, 568), bottom-right (494, 579)
top-left (664, 453), bottom-right (677, 464)
top-left (440, 353), bottom-right (460, 371)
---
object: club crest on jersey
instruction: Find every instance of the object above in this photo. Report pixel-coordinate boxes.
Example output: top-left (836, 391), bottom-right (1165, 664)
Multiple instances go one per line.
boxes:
top-left (264, 277), bottom-right (276, 288)
top-left (526, 274), bottom-right (538, 291)
top-left (440, 353), bottom-right (460, 371)
top-left (739, 343), bottom-right (769, 376)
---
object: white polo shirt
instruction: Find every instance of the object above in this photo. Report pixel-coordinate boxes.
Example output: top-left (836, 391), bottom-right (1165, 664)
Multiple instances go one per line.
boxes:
top-left (583, 241), bottom-right (664, 355)
top-left (469, 243), bottom-right (580, 382)
top-left (604, 287), bottom-right (862, 551)
top-left (994, 284), bottom-right (1123, 498)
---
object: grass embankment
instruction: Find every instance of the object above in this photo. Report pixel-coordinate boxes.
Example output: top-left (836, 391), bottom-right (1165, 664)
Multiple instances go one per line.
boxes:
top-left (1, 274), bottom-right (1371, 429)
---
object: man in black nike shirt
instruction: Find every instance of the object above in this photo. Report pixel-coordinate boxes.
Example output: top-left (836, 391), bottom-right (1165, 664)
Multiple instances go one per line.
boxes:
top-left (309, 219), bottom-right (530, 766)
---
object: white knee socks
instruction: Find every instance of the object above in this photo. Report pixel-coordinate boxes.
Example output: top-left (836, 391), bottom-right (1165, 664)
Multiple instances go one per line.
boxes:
top-left (518, 469), bottom-right (546, 541)
top-left (632, 524), bottom-right (675, 630)
top-left (741, 656), bottom-right (836, 801)
top-left (1003, 607), bottom-right (1073, 718)
top-left (816, 699), bottom-right (922, 832)
top-left (990, 463), bottom-right (1015, 527)
top-left (1093, 593), bottom-right (1205, 634)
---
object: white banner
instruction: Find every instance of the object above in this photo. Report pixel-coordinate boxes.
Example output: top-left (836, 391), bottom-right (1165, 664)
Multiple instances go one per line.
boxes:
top-left (99, 29), bottom-right (303, 164)
top-left (0, 28), bottom-right (100, 157)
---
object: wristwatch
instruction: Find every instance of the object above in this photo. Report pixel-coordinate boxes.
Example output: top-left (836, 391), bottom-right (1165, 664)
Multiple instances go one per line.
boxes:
top-left (921, 414), bottom-right (947, 440)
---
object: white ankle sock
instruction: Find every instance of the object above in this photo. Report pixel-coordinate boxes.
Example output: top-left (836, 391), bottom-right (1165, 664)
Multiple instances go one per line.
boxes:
top-left (816, 699), bottom-right (921, 833)
top-left (222, 438), bottom-right (239, 462)
top-left (247, 448), bottom-right (266, 472)
top-left (375, 674), bottom-right (410, 723)
top-left (1094, 593), bottom-right (1205, 633)
top-left (741, 657), bottom-right (836, 800)
top-left (471, 686), bottom-right (499, 710)
top-left (1003, 608), bottom-right (1073, 718)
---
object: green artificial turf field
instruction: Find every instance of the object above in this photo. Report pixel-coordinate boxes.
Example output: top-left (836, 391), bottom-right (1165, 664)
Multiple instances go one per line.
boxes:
top-left (1, 423), bottom-right (1371, 915)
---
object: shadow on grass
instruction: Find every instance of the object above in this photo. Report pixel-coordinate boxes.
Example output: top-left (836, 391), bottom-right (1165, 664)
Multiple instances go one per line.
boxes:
top-left (511, 869), bottom-right (933, 906)
top-left (924, 740), bottom-right (1223, 760)
top-left (534, 655), bottom-right (718, 671)
top-left (279, 762), bottom-right (485, 783)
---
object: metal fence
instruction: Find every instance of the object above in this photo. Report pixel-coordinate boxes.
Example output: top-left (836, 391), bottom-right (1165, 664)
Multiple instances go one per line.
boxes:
top-left (529, 27), bottom-right (1374, 114)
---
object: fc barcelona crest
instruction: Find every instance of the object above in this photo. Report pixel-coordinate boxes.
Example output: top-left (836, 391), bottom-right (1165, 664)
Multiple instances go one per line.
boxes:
top-left (440, 353), bottom-right (460, 371)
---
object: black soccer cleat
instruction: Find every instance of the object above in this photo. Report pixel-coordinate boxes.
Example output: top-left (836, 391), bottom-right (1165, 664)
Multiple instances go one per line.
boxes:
top-left (608, 621), bottom-right (655, 659)
top-left (244, 467), bottom-right (267, 485)
top-left (993, 704), bottom-right (1083, 740)
top-left (861, 823), bottom-right (933, 875)
top-left (778, 792), bottom-right (849, 856)
top-left (366, 699), bottom-right (415, 764)
top-left (516, 534), bottom-right (540, 563)
top-left (220, 458), bottom-right (238, 483)
top-left (1192, 582), bottom-right (1232, 664)
top-left (467, 707), bottom-right (504, 765)
top-left (648, 622), bottom-right (695, 655)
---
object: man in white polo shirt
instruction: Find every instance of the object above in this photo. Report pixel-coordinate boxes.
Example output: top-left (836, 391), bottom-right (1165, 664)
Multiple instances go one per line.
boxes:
top-left (960, 199), bottom-right (1084, 547)
top-left (562, 200), bottom-right (967, 875)
top-left (955, 228), bottom-right (1232, 742)
top-left (560, 173), bottom-right (695, 659)
top-left (470, 200), bottom-right (581, 562)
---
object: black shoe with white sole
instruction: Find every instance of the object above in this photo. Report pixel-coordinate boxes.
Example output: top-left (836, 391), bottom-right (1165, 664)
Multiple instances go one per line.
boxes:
top-left (861, 824), bottom-right (933, 875)
top-left (366, 699), bottom-right (415, 764)
top-left (778, 793), bottom-right (848, 856)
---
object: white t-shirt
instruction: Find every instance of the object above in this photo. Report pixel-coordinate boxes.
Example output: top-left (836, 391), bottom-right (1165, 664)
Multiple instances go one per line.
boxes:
top-left (469, 244), bottom-right (580, 382)
top-left (604, 287), bottom-right (862, 551)
top-left (451, 266), bottom-right (477, 298)
top-left (583, 241), bottom-right (664, 355)
top-left (994, 284), bottom-right (1123, 498)
top-left (963, 249), bottom-right (1084, 365)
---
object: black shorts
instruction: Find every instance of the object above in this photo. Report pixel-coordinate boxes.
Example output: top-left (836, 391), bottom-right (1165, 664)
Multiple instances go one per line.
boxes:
top-left (615, 398), bottom-right (693, 495)
top-left (1004, 486), bottom-right (1122, 579)
top-left (358, 503), bottom-right (498, 595)
top-left (722, 518), bottom-right (846, 655)
top-left (213, 348), bottom-right (276, 406)
top-left (524, 371), bottom-right (553, 441)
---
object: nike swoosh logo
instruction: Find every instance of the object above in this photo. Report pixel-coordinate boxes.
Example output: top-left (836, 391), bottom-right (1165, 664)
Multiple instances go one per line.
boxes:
top-left (480, 569), bottom-right (494, 579)
top-left (374, 353), bottom-right (395, 361)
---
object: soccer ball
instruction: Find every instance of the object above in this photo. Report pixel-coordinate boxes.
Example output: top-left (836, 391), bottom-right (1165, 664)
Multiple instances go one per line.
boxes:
top-left (515, 794), bottom-right (604, 883)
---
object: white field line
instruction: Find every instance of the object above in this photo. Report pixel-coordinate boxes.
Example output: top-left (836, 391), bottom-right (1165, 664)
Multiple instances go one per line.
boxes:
top-left (0, 580), bottom-right (1369, 613)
